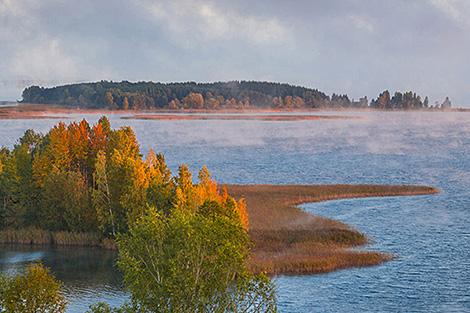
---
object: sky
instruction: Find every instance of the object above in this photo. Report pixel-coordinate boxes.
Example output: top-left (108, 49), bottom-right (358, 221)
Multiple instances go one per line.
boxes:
top-left (0, 0), bottom-right (469, 105)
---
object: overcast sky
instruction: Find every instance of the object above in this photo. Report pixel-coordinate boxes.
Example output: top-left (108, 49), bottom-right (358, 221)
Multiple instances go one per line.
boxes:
top-left (0, 0), bottom-right (469, 105)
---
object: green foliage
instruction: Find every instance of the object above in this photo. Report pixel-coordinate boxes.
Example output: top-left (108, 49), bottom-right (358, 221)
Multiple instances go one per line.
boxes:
top-left (116, 209), bottom-right (276, 313)
top-left (92, 150), bottom-right (116, 236)
top-left (86, 302), bottom-right (135, 313)
top-left (22, 81), bottom-right (437, 110)
top-left (146, 150), bottom-right (174, 215)
top-left (21, 80), bottom-right (332, 109)
top-left (41, 170), bottom-right (94, 231)
top-left (370, 90), bottom-right (431, 109)
top-left (0, 263), bottom-right (66, 313)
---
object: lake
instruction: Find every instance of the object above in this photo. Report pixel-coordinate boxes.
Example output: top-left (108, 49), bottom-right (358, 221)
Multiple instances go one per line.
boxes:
top-left (0, 111), bottom-right (469, 312)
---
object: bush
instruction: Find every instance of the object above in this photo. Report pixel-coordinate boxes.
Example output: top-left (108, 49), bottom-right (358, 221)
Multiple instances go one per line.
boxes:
top-left (0, 263), bottom-right (66, 313)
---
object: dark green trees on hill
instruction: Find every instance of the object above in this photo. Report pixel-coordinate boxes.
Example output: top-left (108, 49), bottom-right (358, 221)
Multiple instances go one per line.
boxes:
top-left (21, 81), bottom-right (450, 110)
top-left (20, 81), bottom-right (334, 109)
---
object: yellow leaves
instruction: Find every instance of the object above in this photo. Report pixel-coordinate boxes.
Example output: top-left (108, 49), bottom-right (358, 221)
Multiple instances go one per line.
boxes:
top-left (133, 158), bottom-right (150, 190)
top-left (193, 166), bottom-right (249, 229)
top-left (108, 126), bottom-right (140, 160)
top-left (195, 165), bottom-right (219, 203)
top-left (67, 119), bottom-right (91, 168)
top-left (174, 186), bottom-right (186, 212)
top-left (236, 198), bottom-right (249, 230)
top-left (49, 122), bottom-right (72, 169)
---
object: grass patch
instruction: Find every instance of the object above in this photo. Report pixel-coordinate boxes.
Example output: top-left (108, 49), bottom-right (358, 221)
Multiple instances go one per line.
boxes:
top-left (0, 228), bottom-right (114, 249)
top-left (227, 184), bottom-right (438, 275)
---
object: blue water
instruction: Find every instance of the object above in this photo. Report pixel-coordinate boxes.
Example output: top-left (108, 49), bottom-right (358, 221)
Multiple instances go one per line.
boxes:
top-left (0, 111), bottom-right (469, 312)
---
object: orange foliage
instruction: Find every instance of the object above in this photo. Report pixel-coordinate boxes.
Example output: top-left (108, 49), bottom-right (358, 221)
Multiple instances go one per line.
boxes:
top-left (90, 122), bottom-right (108, 153)
top-left (236, 198), bottom-right (249, 230)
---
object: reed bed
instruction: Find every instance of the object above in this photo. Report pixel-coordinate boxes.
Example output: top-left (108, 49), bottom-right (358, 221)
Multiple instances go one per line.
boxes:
top-left (227, 184), bottom-right (438, 275)
top-left (0, 228), bottom-right (52, 245)
top-left (52, 231), bottom-right (102, 246)
top-left (0, 228), bottom-right (113, 249)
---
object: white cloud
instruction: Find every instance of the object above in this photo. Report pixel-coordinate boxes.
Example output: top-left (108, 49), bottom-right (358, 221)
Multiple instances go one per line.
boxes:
top-left (348, 14), bottom-right (375, 33)
top-left (8, 38), bottom-right (115, 86)
top-left (9, 39), bottom-right (79, 81)
top-left (429, 0), bottom-right (470, 28)
top-left (0, 0), bottom-right (61, 17)
top-left (141, 0), bottom-right (289, 46)
top-left (0, 0), bottom-right (31, 17)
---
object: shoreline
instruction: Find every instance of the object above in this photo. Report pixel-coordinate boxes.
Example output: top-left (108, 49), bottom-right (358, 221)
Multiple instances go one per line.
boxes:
top-left (0, 184), bottom-right (438, 275)
top-left (0, 103), bottom-right (467, 120)
top-left (121, 114), bottom-right (356, 121)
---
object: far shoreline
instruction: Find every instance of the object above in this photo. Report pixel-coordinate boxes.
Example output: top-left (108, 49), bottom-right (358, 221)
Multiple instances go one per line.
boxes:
top-left (0, 103), bottom-right (468, 120)
top-left (0, 184), bottom-right (439, 276)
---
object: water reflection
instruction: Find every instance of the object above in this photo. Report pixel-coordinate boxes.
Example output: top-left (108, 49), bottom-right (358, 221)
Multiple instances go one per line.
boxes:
top-left (0, 245), bottom-right (128, 312)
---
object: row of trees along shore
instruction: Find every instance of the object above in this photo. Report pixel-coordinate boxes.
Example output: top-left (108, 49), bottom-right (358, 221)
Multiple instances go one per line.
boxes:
top-left (0, 117), bottom-right (277, 312)
top-left (21, 80), bottom-right (452, 110)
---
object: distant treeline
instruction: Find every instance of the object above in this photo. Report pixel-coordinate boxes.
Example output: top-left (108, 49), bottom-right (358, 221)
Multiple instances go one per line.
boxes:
top-left (21, 80), bottom-right (452, 110)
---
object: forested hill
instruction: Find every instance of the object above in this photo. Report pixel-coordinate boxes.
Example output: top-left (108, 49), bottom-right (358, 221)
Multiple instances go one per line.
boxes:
top-left (21, 81), bottom-right (334, 109)
top-left (20, 80), bottom-right (449, 110)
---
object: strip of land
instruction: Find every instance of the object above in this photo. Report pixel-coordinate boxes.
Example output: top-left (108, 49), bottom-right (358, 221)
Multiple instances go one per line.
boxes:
top-left (0, 105), bottom-right (67, 119)
top-left (121, 114), bottom-right (355, 121)
top-left (0, 103), bottom-right (465, 120)
top-left (0, 104), bottom-right (353, 120)
top-left (0, 184), bottom-right (438, 275)
top-left (226, 184), bottom-right (439, 275)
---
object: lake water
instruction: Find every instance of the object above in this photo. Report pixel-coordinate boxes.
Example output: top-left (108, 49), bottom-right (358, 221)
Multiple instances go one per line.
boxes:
top-left (0, 111), bottom-right (469, 312)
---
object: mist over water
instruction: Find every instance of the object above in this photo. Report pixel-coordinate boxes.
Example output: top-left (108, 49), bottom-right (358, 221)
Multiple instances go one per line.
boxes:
top-left (0, 111), bottom-right (469, 312)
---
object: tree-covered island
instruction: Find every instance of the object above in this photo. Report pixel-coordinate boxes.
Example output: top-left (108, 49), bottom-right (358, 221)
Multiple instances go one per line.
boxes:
top-left (20, 81), bottom-right (452, 110)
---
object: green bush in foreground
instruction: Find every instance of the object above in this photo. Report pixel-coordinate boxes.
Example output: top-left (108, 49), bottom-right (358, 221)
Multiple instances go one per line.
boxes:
top-left (0, 263), bottom-right (66, 313)
top-left (114, 209), bottom-right (276, 313)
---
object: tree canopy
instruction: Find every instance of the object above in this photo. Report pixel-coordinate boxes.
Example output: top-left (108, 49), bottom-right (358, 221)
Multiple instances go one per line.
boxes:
top-left (0, 117), bottom-right (248, 236)
top-left (21, 81), bottom-right (333, 109)
top-left (21, 81), bottom-right (451, 110)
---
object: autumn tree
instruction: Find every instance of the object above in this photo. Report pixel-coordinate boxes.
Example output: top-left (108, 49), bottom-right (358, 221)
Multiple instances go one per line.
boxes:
top-left (0, 118), bottom-right (249, 236)
top-left (205, 97), bottom-right (220, 109)
top-left (183, 92), bottom-right (204, 109)
top-left (293, 96), bottom-right (305, 108)
top-left (33, 122), bottom-right (71, 187)
top-left (67, 119), bottom-right (91, 179)
top-left (122, 96), bottom-right (129, 110)
top-left (105, 91), bottom-right (115, 108)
